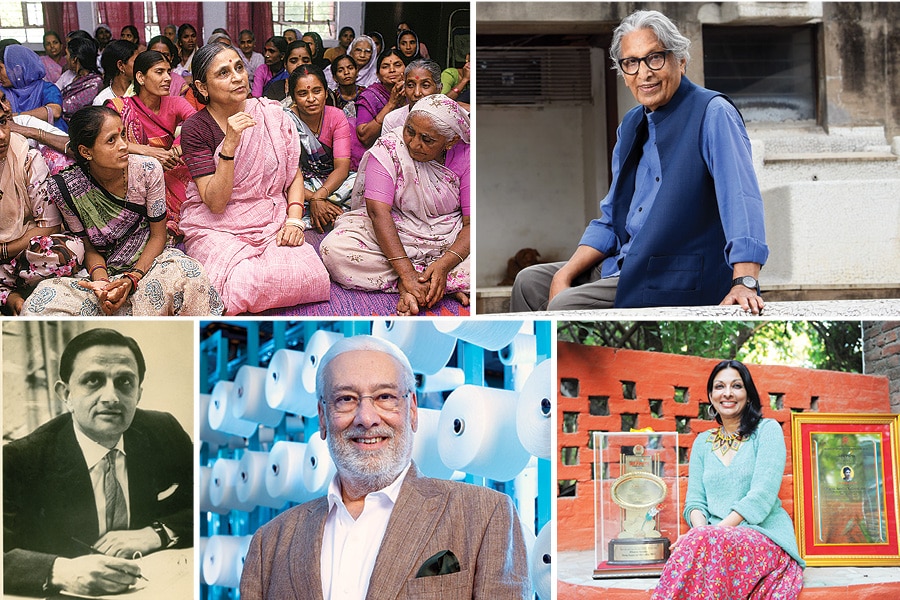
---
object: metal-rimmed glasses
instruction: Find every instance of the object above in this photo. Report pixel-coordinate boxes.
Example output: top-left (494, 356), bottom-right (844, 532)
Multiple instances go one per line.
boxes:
top-left (617, 50), bottom-right (672, 76)
top-left (327, 390), bottom-right (411, 414)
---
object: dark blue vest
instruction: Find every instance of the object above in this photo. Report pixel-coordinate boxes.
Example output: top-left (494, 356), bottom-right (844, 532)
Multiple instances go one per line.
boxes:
top-left (612, 77), bottom-right (736, 308)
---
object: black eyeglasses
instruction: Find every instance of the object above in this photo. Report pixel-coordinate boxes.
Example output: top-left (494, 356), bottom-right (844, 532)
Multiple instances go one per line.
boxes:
top-left (617, 50), bottom-right (672, 76)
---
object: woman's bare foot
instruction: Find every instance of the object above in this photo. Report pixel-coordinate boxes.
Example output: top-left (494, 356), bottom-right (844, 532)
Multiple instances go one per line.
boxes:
top-left (397, 290), bottom-right (421, 316)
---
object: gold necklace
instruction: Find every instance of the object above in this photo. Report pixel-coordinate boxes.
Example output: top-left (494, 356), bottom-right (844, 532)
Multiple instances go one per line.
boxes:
top-left (709, 427), bottom-right (743, 456)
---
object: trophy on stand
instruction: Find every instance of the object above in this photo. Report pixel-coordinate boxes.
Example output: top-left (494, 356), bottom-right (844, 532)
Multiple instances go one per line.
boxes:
top-left (594, 433), bottom-right (680, 578)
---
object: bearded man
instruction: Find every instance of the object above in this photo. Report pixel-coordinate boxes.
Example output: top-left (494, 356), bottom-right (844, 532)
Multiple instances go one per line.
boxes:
top-left (240, 335), bottom-right (530, 599)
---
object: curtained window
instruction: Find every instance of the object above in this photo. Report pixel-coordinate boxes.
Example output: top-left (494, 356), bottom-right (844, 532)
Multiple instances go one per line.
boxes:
top-left (0, 1), bottom-right (52, 44)
top-left (227, 3), bottom-right (274, 53)
top-left (156, 2), bottom-right (203, 41)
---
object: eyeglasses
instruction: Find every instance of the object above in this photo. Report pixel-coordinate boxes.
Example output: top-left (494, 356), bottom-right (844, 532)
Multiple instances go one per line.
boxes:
top-left (326, 390), bottom-right (410, 414)
top-left (617, 50), bottom-right (672, 76)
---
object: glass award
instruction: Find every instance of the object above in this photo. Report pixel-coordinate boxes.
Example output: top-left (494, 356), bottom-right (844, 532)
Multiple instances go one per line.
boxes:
top-left (593, 431), bottom-right (681, 578)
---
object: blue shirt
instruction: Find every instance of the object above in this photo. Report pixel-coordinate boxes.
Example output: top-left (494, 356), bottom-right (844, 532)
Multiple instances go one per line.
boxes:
top-left (580, 96), bottom-right (768, 278)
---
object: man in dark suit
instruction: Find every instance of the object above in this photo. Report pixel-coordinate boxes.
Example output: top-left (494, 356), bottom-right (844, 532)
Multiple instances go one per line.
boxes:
top-left (3, 328), bottom-right (193, 597)
top-left (241, 335), bottom-right (530, 599)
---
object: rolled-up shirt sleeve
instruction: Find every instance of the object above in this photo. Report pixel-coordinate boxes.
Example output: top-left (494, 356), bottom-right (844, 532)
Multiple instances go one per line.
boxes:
top-left (702, 97), bottom-right (769, 267)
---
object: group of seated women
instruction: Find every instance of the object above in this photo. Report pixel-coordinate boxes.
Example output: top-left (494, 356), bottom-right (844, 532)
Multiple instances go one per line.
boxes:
top-left (0, 35), bottom-right (470, 316)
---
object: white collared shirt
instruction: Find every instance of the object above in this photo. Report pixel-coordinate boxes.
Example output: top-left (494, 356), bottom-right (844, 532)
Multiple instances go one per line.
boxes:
top-left (72, 425), bottom-right (131, 536)
top-left (320, 463), bottom-right (410, 600)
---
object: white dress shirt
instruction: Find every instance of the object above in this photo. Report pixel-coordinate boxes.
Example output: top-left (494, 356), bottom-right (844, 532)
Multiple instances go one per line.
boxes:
top-left (72, 425), bottom-right (131, 537)
top-left (320, 463), bottom-right (410, 600)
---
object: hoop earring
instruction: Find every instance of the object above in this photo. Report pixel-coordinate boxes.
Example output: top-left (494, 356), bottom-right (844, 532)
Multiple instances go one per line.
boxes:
top-left (707, 404), bottom-right (717, 419)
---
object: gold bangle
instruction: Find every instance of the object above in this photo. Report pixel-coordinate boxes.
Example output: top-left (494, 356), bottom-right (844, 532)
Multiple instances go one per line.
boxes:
top-left (386, 255), bottom-right (409, 262)
top-left (446, 249), bottom-right (465, 263)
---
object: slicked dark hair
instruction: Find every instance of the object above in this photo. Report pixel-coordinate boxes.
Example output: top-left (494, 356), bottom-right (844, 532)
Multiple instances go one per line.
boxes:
top-left (59, 328), bottom-right (146, 384)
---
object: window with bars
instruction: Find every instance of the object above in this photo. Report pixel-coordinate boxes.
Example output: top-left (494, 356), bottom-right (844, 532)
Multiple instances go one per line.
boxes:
top-left (271, 1), bottom-right (338, 41)
top-left (0, 2), bottom-right (44, 45)
top-left (476, 46), bottom-right (593, 106)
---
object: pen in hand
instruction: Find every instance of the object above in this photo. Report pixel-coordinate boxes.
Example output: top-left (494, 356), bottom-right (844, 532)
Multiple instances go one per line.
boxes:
top-left (70, 537), bottom-right (150, 581)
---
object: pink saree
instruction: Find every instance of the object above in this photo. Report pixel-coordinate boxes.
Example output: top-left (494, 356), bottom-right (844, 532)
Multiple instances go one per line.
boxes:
top-left (180, 98), bottom-right (330, 314)
top-left (107, 95), bottom-right (194, 236)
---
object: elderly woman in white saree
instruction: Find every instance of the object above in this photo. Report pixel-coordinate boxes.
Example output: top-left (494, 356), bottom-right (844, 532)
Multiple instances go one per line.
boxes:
top-left (320, 94), bottom-right (469, 315)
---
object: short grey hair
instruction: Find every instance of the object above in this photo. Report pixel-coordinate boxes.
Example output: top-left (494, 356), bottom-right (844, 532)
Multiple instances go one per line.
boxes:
top-left (405, 58), bottom-right (441, 85)
top-left (315, 334), bottom-right (417, 402)
top-left (610, 10), bottom-right (691, 76)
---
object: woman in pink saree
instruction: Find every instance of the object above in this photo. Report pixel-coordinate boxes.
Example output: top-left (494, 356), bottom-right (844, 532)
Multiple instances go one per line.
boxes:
top-left (180, 44), bottom-right (329, 315)
top-left (321, 94), bottom-right (469, 315)
top-left (107, 50), bottom-right (195, 238)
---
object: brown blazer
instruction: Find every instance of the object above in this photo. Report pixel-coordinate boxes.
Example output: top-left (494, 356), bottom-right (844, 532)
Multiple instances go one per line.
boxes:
top-left (240, 463), bottom-right (531, 599)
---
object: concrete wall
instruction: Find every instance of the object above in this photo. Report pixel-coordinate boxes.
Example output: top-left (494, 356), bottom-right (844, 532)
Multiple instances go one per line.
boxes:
top-left (556, 342), bottom-right (891, 552)
top-left (863, 322), bottom-right (900, 412)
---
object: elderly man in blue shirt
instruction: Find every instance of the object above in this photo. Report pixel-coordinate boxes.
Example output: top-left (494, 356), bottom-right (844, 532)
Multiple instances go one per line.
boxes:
top-left (512, 10), bottom-right (768, 314)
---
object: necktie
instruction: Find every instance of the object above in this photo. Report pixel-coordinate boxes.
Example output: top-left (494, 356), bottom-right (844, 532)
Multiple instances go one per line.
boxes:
top-left (104, 450), bottom-right (128, 532)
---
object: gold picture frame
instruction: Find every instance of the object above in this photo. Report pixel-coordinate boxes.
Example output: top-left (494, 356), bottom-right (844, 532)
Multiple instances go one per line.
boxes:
top-left (791, 413), bottom-right (900, 566)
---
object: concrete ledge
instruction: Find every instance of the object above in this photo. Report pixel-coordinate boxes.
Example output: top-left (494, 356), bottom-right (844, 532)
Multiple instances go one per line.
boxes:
top-left (559, 550), bottom-right (900, 599)
top-left (765, 151), bottom-right (897, 163)
top-left (502, 299), bottom-right (900, 318)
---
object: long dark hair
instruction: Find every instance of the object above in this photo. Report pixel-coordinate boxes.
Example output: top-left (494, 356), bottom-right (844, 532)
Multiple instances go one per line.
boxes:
top-left (68, 105), bottom-right (121, 168)
top-left (67, 37), bottom-right (101, 75)
top-left (100, 40), bottom-right (137, 87)
top-left (706, 359), bottom-right (763, 438)
top-left (132, 50), bottom-right (168, 94)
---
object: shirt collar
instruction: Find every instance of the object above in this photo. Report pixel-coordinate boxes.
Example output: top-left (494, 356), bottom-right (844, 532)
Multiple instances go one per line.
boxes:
top-left (327, 461), bottom-right (411, 513)
top-left (72, 421), bottom-right (126, 470)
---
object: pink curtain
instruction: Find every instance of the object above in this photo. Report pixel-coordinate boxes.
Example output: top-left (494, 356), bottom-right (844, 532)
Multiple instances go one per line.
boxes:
top-left (42, 3), bottom-right (79, 38)
top-left (156, 3), bottom-right (203, 39)
top-left (227, 3), bottom-right (274, 53)
top-left (96, 2), bottom-right (146, 43)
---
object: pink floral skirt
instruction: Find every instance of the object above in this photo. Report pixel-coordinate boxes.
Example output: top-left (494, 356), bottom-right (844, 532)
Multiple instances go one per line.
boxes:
top-left (651, 526), bottom-right (802, 600)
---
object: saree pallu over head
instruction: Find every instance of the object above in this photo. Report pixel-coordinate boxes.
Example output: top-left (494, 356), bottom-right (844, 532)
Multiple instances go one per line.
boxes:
top-left (409, 94), bottom-right (470, 144)
top-left (1, 46), bottom-right (46, 113)
top-left (48, 158), bottom-right (159, 274)
top-left (181, 98), bottom-right (301, 277)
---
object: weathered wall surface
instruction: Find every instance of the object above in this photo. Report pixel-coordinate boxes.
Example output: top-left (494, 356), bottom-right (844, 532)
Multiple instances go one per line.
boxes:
top-left (863, 322), bottom-right (900, 412)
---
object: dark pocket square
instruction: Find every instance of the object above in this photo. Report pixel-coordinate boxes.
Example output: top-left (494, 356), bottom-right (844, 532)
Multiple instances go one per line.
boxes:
top-left (415, 550), bottom-right (460, 578)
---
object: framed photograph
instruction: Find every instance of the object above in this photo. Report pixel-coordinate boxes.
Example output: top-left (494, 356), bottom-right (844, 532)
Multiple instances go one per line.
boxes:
top-left (791, 413), bottom-right (900, 566)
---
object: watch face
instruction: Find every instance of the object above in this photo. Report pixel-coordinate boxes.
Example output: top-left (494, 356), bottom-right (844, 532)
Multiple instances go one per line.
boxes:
top-left (742, 276), bottom-right (758, 287)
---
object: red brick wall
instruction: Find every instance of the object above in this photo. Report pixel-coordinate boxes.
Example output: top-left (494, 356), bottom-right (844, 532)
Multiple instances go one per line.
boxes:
top-left (557, 343), bottom-right (892, 552)
top-left (863, 322), bottom-right (900, 413)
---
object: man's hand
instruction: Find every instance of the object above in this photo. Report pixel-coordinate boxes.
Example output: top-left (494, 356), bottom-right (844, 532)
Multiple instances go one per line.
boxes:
top-left (94, 526), bottom-right (162, 558)
top-left (50, 554), bottom-right (142, 595)
top-left (720, 284), bottom-right (764, 315)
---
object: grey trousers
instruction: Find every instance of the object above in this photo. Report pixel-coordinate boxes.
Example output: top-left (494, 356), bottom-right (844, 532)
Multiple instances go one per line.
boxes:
top-left (509, 261), bottom-right (619, 312)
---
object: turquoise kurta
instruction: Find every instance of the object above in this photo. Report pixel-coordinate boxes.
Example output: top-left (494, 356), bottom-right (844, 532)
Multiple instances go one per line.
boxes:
top-left (684, 418), bottom-right (805, 567)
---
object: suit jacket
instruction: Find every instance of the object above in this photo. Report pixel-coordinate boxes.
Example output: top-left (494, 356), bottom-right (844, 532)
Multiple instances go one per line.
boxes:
top-left (3, 409), bottom-right (193, 596)
top-left (240, 463), bottom-right (531, 599)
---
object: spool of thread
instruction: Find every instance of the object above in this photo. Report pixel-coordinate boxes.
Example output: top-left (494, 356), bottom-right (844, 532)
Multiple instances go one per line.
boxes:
top-left (266, 349), bottom-right (317, 417)
top-left (200, 465), bottom-right (228, 514)
top-left (199, 537), bottom-right (208, 570)
top-left (303, 432), bottom-right (337, 494)
top-left (301, 329), bottom-right (344, 395)
top-left (200, 393), bottom-right (243, 449)
top-left (266, 441), bottom-right (315, 503)
top-left (433, 319), bottom-right (524, 351)
top-left (203, 535), bottom-right (252, 588)
top-left (499, 334), bottom-right (537, 366)
top-left (412, 408), bottom-right (454, 479)
top-left (517, 358), bottom-right (553, 459)
top-left (231, 365), bottom-right (284, 427)
top-left (371, 320), bottom-right (456, 375)
top-left (234, 535), bottom-right (253, 587)
top-left (532, 521), bottom-right (552, 600)
top-left (208, 380), bottom-right (258, 438)
top-left (209, 458), bottom-right (257, 512)
top-left (437, 384), bottom-right (532, 481)
top-left (416, 367), bottom-right (465, 394)
top-left (236, 450), bottom-right (285, 509)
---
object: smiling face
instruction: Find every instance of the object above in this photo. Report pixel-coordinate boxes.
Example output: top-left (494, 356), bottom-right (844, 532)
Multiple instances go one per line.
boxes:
top-left (286, 46), bottom-right (312, 74)
top-left (403, 113), bottom-right (452, 163)
top-left (238, 33), bottom-right (254, 57)
top-left (44, 33), bottom-right (63, 59)
top-left (620, 28), bottom-right (684, 112)
top-left (334, 56), bottom-right (358, 86)
top-left (708, 367), bottom-right (748, 426)
top-left (350, 40), bottom-right (372, 69)
top-left (319, 350), bottom-right (417, 492)
top-left (55, 345), bottom-right (142, 447)
top-left (398, 32), bottom-right (417, 58)
top-left (196, 49), bottom-right (248, 106)
top-left (378, 54), bottom-right (405, 86)
top-left (404, 67), bottom-right (437, 103)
